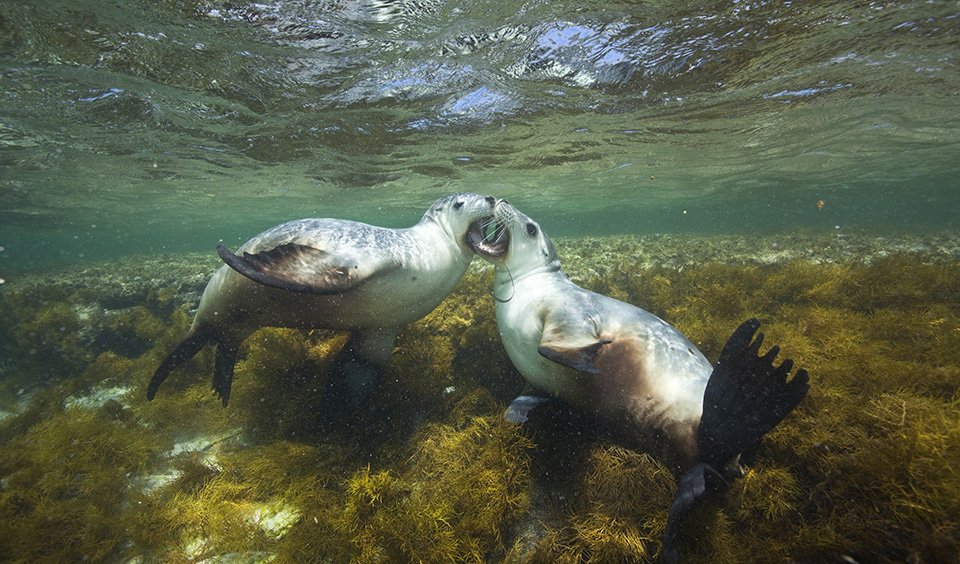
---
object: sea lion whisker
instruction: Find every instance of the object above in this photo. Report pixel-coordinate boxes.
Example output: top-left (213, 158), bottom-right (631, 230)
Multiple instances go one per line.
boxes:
top-left (479, 217), bottom-right (496, 240)
top-left (480, 216), bottom-right (504, 243)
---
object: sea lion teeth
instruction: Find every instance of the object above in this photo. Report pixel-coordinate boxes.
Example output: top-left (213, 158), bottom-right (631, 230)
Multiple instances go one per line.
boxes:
top-left (467, 216), bottom-right (509, 257)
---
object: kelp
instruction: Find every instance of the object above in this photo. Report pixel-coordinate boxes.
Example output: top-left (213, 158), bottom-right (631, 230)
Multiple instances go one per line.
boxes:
top-left (0, 250), bottom-right (958, 562)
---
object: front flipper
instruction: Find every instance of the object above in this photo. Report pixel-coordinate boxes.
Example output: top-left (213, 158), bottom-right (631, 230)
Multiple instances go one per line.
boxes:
top-left (323, 347), bottom-right (384, 418)
top-left (317, 330), bottom-right (397, 431)
top-left (218, 242), bottom-right (396, 294)
top-left (538, 340), bottom-right (612, 373)
top-left (211, 339), bottom-right (241, 407)
top-left (536, 306), bottom-right (611, 373)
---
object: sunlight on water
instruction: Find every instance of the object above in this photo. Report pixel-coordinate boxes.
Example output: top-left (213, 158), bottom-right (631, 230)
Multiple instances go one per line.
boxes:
top-left (1, 0), bottom-right (958, 268)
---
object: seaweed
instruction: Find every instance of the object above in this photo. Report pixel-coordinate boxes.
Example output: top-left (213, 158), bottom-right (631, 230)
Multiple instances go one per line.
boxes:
top-left (7, 301), bottom-right (91, 377)
top-left (0, 407), bottom-right (163, 562)
top-left (0, 245), bottom-right (958, 562)
top-left (92, 305), bottom-right (169, 357)
top-left (333, 409), bottom-right (533, 562)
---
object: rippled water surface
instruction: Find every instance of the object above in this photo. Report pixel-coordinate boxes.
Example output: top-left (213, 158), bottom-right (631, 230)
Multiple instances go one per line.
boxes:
top-left (1, 0), bottom-right (959, 266)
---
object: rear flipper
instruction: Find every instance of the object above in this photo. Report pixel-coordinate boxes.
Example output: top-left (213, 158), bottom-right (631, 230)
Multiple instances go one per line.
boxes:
top-left (147, 329), bottom-right (242, 408)
top-left (316, 333), bottom-right (389, 430)
top-left (211, 340), bottom-right (241, 407)
top-left (147, 330), bottom-right (210, 401)
top-left (661, 318), bottom-right (810, 563)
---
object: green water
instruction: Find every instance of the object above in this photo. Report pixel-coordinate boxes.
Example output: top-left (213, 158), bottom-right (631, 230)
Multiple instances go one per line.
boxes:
top-left (2, 0), bottom-right (958, 270)
top-left (2, 2), bottom-right (960, 562)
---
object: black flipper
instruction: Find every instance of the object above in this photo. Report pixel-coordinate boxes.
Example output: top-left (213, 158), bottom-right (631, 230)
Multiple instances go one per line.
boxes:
top-left (218, 242), bottom-right (389, 295)
top-left (316, 334), bottom-right (388, 430)
top-left (697, 318), bottom-right (809, 466)
top-left (661, 462), bottom-right (726, 564)
top-left (537, 340), bottom-right (612, 374)
top-left (661, 318), bottom-right (809, 563)
top-left (211, 340), bottom-right (241, 407)
top-left (147, 330), bottom-right (210, 401)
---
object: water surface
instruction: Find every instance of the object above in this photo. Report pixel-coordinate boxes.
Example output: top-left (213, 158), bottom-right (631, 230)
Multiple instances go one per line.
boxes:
top-left (2, 0), bottom-right (958, 270)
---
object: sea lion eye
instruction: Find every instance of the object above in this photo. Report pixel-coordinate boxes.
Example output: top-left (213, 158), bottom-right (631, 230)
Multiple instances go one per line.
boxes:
top-left (453, 201), bottom-right (464, 210)
top-left (526, 222), bottom-right (538, 237)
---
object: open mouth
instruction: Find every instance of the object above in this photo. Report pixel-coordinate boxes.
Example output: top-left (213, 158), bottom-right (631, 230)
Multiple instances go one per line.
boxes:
top-left (467, 216), bottom-right (509, 257)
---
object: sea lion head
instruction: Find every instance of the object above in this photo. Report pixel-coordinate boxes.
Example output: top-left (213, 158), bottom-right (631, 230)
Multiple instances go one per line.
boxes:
top-left (468, 199), bottom-right (559, 276)
top-left (424, 192), bottom-right (502, 252)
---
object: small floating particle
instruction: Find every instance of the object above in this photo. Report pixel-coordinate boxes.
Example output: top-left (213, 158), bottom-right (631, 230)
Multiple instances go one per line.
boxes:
top-left (0, 278), bottom-right (5, 285)
top-left (817, 199), bottom-right (825, 209)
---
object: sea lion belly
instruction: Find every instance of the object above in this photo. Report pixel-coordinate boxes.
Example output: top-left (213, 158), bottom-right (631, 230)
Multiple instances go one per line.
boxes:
top-left (197, 247), bottom-right (470, 336)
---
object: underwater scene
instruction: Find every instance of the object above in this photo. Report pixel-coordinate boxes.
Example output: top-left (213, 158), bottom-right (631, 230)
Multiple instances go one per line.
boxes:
top-left (1, 0), bottom-right (959, 562)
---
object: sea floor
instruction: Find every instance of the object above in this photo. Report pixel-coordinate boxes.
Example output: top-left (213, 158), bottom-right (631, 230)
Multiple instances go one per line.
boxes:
top-left (1, 230), bottom-right (958, 562)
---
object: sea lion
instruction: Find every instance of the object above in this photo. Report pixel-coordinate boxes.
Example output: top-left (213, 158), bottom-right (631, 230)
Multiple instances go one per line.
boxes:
top-left (147, 192), bottom-right (499, 414)
top-left (467, 200), bottom-right (809, 562)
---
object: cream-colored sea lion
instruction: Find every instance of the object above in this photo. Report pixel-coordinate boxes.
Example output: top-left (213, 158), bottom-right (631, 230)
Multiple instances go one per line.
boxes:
top-left (467, 200), bottom-right (809, 561)
top-left (148, 193), bottom-right (499, 416)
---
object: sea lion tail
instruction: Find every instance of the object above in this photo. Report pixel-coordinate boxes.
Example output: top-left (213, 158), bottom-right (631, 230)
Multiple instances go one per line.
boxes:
top-left (147, 330), bottom-right (211, 402)
top-left (661, 318), bottom-right (809, 563)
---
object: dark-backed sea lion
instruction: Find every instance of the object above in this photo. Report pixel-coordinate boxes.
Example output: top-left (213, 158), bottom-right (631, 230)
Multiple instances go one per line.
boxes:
top-left (148, 192), bottom-right (499, 413)
top-left (468, 200), bottom-right (809, 561)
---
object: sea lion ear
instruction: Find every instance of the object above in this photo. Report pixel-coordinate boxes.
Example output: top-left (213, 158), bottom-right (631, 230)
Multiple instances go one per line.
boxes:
top-left (218, 242), bottom-right (391, 294)
top-left (538, 340), bottom-right (612, 373)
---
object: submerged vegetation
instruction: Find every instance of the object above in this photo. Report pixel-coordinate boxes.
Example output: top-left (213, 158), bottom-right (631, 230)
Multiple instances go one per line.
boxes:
top-left (1, 236), bottom-right (958, 562)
